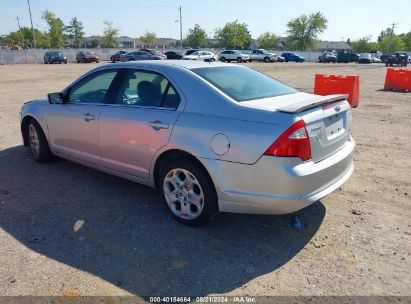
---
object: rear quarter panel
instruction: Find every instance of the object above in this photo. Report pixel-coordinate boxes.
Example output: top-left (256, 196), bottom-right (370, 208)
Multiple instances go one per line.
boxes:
top-left (166, 113), bottom-right (291, 165)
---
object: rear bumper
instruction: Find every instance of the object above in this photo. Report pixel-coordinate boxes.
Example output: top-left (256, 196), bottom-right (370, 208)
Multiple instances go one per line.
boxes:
top-left (204, 137), bottom-right (355, 215)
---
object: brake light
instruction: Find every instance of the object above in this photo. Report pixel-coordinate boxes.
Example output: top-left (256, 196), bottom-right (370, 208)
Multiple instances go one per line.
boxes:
top-left (264, 120), bottom-right (311, 161)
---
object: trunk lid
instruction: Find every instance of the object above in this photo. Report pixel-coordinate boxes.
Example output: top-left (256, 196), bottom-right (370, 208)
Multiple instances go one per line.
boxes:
top-left (242, 92), bottom-right (353, 163)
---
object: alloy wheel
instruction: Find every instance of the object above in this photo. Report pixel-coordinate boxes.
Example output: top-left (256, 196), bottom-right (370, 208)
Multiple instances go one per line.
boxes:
top-left (29, 123), bottom-right (40, 159)
top-left (163, 168), bottom-right (205, 220)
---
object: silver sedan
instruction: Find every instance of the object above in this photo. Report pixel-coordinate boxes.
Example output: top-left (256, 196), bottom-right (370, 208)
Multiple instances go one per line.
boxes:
top-left (20, 61), bottom-right (355, 225)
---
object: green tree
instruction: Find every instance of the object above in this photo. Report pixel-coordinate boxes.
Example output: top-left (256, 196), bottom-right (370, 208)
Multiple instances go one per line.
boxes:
top-left (377, 28), bottom-right (394, 43)
top-left (214, 20), bottom-right (252, 49)
top-left (351, 37), bottom-right (372, 53)
top-left (4, 27), bottom-right (49, 48)
top-left (286, 12), bottom-right (328, 50)
top-left (185, 24), bottom-right (207, 48)
top-left (379, 35), bottom-right (405, 54)
top-left (66, 17), bottom-right (85, 46)
top-left (42, 9), bottom-right (65, 48)
top-left (139, 31), bottom-right (157, 47)
top-left (399, 32), bottom-right (411, 51)
top-left (256, 32), bottom-right (280, 50)
top-left (102, 20), bottom-right (119, 48)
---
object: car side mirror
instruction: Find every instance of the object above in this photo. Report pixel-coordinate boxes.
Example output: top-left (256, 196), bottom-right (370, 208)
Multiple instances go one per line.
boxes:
top-left (48, 92), bottom-right (64, 104)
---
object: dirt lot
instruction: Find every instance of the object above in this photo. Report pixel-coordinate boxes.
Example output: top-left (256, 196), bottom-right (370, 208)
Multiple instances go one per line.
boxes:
top-left (0, 62), bottom-right (410, 297)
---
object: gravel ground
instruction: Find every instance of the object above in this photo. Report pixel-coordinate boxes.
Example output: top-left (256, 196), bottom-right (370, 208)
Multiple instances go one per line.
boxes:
top-left (0, 62), bottom-right (410, 297)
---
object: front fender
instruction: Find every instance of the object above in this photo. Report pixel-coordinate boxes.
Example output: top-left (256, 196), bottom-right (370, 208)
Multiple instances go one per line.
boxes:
top-left (20, 99), bottom-right (50, 144)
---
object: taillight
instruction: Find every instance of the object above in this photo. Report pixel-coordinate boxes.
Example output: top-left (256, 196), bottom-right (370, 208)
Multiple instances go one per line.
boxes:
top-left (264, 120), bottom-right (311, 161)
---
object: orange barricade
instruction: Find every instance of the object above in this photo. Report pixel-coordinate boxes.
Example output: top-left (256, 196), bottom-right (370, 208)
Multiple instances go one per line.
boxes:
top-left (314, 74), bottom-right (360, 108)
top-left (384, 68), bottom-right (411, 91)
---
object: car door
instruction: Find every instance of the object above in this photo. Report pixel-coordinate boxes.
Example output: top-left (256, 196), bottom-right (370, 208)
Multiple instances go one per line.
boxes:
top-left (46, 69), bottom-right (120, 165)
top-left (98, 68), bottom-right (183, 179)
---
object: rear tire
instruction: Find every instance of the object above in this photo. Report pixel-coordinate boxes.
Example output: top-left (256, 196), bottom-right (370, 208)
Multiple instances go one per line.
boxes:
top-left (28, 119), bottom-right (54, 163)
top-left (159, 159), bottom-right (218, 226)
top-left (220, 57), bottom-right (226, 62)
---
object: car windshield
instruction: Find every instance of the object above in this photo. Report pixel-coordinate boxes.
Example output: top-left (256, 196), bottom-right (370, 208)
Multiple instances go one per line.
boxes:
top-left (191, 51), bottom-right (200, 56)
top-left (261, 50), bottom-right (269, 54)
top-left (192, 66), bottom-right (297, 102)
top-left (85, 51), bottom-right (95, 55)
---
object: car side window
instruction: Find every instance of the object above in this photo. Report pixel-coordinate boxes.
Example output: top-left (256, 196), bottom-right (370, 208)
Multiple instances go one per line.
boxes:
top-left (68, 70), bottom-right (118, 104)
top-left (115, 69), bottom-right (181, 109)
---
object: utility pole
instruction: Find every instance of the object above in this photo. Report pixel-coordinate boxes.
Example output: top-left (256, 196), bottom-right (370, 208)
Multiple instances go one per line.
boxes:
top-left (179, 6), bottom-right (183, 48)
top-left (27, 0), bottom-right (36, 48)
top-left (16, 17), bottom-right (21, 30)
top-left (387, 22), bottom-right (397, 54)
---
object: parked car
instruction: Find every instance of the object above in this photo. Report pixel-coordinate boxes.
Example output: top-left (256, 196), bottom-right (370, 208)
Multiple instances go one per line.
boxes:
top-left (44, 51), bottom-right (67, 64)
top-left (120, 51), bottom-right (164, 62)
top-left (20, 61), bottom-right (355, 226)
top-left (319, 52), bottom-right (337, 63)
top-left (182, 51), bottom-right (216, 61)
top-left (110, 50), bottom-right (127, 63)
top-left (386, 52), bottom-right (408, 67)
top-left (185, 49), bottom-right (199, 56)
top-left (350, 53), bottom-right (360, 62)
top-left (248, 49), bottom-right (277, 62)
top-left (358, 53), bottom-right (372, 64)
top-left (140, 49), bottom-right (167, 60)
top-left (371, 56), bottom-right (382, 63)
top-left (379, 54), bottom-right (389, 63)
top-left (164, 51), bottom-right (184, 59)
top-left (219, 50), bottom-right (250, 63)
top-left (281, 52), bottom-right (305, 63)
top-left (76, 51), bottom-right (99, 63)
top-left (276, 55), bottom-right (285, 62)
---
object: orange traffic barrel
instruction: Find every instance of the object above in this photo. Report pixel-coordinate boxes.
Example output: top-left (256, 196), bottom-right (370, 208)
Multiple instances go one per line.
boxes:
top-left (314, 74), bottom-right (360, 108)
top-left (384, 68), bottom-right (411, 91)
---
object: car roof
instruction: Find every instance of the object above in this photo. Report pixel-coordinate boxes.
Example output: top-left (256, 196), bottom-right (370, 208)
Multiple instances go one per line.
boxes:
top-left (94, 60), bottom-right (234, 72)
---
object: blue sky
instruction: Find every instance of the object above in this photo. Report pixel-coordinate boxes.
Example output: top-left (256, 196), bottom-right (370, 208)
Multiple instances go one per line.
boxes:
top-left (1, 0), bottom-right (410, 41)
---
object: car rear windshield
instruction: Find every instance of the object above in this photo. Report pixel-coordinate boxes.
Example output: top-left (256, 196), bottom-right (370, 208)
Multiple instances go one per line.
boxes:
top-left (192, 66), bottom-right (297, 102)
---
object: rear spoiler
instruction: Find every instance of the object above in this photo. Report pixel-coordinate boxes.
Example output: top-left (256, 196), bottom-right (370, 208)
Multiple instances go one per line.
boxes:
top-left (276, 94), bottom-right (349, 113)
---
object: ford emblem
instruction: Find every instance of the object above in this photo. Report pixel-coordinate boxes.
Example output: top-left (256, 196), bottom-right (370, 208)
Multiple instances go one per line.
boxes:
top-left (334, 105), bottom-right (341, 112)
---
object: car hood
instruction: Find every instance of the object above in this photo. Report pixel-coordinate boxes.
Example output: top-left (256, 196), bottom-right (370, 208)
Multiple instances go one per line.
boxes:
top-left (23, 98), bottom-right (48, 106)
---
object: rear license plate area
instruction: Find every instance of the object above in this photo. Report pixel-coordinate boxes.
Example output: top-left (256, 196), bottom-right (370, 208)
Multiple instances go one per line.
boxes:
top-left (324, 113), bottom-right (345, 139)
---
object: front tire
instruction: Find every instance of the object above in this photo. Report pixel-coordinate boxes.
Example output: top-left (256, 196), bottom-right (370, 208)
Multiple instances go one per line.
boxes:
top-left (159, 159), bottom-right (218, 226)
top-left (28, 119), bottom-right (54, 163)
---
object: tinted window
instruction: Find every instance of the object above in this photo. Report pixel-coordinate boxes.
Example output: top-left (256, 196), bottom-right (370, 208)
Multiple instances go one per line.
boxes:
top-left (68, 70), bottom-right (118, 104)
top-left (115, 70), bottom-right (180, 109)
top-left (192, 66), bottom-right (297, 102)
